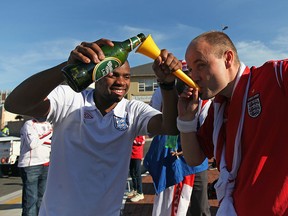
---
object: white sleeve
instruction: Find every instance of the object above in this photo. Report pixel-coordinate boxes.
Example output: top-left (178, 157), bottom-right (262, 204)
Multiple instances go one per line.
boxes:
top-left (129, 100), bottom-right (161, 136)
top-left (47, 85), bottom-right (83, 125)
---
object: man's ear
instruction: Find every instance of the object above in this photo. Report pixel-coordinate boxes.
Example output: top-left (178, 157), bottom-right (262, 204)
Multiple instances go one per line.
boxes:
top-left (224, 50), bottom-right (233, 69)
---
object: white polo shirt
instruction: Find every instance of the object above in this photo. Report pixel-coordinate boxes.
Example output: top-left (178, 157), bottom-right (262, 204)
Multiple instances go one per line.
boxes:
top-left (40, 85), bottom-right (160, 216)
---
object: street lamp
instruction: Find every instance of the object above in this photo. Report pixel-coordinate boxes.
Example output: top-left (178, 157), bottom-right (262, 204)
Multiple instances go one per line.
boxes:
top-left (221, 25), bottom-right (228, 32)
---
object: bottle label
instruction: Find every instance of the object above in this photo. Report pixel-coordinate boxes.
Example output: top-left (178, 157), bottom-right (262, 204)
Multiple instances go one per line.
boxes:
top-left (92, 57), bottom-right (122, 82)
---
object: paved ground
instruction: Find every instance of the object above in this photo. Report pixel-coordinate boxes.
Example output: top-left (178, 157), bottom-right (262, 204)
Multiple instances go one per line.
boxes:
top-left (122, 167), bottom-right (219, 216)
top-left (0, 175), bottom-right (22, 197)
top-left (0, 163), bottom-right (219, 216)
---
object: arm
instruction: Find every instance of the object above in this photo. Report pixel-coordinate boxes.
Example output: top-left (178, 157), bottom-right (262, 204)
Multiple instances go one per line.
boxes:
top-left (29, 131), bottom-right (52, 149)
top-left (147, 50), bottom-right (180, 136)
top-left (4, 39), bottom-right (114, 117)
top-left (177, 87), bottom-right (206, 166)
top-left (5, 62), bottom-right (66, 117)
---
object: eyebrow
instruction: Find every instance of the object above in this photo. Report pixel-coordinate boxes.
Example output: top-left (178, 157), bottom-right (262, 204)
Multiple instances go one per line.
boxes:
top-left (112, 71), bottom-right (131, 77)
top-left (193, 59), bottom-right (205, 64)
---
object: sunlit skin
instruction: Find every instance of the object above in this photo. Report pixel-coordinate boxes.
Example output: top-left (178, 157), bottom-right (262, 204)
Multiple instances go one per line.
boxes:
top-left (185, 39), bottom-right (238, 100)
top-left (93, 61), bottom-right (130, 115)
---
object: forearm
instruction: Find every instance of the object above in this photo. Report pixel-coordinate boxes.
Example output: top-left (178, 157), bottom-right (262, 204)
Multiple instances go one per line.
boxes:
top-left (181, 132), bottom-right (206, 166)
top-left (147, 87), bottom-right (179, 136)
top-left (161, 87), bottom-right (179, 135)
top-left (29, 137), bottom-right (45, 149)
top-left (5, 62), bottom-right (66, 116)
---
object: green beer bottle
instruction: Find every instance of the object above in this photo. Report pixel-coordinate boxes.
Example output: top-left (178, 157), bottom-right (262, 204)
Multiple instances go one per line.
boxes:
top-left (62, 33), bottom-right (146, 92)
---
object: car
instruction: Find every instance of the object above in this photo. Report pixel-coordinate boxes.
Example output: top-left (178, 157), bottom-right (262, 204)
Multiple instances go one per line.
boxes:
top-left (0, 131), bottom-right (21, 176)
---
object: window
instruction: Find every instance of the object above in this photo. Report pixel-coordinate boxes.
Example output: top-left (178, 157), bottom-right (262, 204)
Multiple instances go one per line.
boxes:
top-left (138, 78), bottom-right (158, 92)
top-left (139, 83), bottom-right (145, 92)
top-left (153, 82), bottom-right (158, 91)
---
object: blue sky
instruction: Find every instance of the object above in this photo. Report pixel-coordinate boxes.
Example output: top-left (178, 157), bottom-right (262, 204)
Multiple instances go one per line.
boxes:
top-left (1, 0), bottom-right (288, 91)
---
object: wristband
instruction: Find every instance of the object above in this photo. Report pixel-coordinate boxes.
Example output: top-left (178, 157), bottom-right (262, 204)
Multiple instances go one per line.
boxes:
top-left (177, 117), bottom-right (198, 133)
top-left (158, 80), bottom-right (175, 90)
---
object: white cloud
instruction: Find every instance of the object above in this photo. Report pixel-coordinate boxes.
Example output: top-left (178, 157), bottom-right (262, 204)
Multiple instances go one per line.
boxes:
top-left (237, 30), bottom-right (288, 67)
top-left (0, 38), bottom-right (81, 90)
top-left (271, 27), bottom-right (288, 48)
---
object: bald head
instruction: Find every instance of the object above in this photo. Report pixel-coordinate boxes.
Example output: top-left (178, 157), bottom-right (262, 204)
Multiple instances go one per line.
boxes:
top-left (187, 31), bottom-right (240, 65)
top-left (184, 31), bottom-right (242, 99)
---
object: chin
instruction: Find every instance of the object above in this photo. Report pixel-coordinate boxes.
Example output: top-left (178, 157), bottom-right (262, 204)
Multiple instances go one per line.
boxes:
top-left (113, 96), bottom-right (123, 102)
top-left (199, 92), bottom-right (208, 100)
top-left (200, 89), bottom-right (218, 100)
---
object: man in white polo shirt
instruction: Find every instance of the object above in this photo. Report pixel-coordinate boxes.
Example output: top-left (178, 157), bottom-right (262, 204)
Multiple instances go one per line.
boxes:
top-left (5, 37), bottom-right (181, 216)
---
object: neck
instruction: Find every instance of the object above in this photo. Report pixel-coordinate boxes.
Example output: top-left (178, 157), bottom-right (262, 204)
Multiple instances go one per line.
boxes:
top-left (220, 63), bottom-right (242, 99)
top-left (93, 91), bottom-right (118, 116)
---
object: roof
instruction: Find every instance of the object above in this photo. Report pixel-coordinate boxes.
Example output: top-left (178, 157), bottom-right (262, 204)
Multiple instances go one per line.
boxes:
top-left (130, 62), bottom-right (154, 77)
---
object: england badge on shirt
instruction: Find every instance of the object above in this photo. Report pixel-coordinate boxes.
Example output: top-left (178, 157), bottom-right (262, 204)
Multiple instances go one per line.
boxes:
top-left (247, 93), bottom-right (262, 118)
top-left (114, 115), bottom-right (129, 131)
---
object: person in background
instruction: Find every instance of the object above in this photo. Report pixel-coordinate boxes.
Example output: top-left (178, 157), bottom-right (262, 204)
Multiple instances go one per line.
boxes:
top-left (4, 36), bottom-right (180, 216)
top-left (177, 31), bottom-right (288, 215)
top-left (1, 125), bottom-right (10, 136)
top-left (126, 135), bottom-right (146, 202)
top-left (18, 118), bottom-right (52, 216)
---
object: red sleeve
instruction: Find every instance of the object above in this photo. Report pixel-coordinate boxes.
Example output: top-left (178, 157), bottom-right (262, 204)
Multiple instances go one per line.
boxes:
top-left (281, 59), bottom-right (288, 96)
top-left (197, 103), bottom-right (214, 159)
top-left (259, 59), bottom-right (288, 96)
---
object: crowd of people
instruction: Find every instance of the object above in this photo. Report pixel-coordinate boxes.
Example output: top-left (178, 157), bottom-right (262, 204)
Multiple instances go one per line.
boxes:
top-left (4, 30), bottom-right (287, 216)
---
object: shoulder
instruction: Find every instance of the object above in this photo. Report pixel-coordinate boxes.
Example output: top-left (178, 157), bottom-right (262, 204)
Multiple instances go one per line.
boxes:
top-left (48, 85), bottom-right (87, 105)
top-left (128, 99), bottom-right (159, 113)
top-left (23, 120), bottom-right (34, 128)
top-left (252, 59), bottom-right (288, 74)
top-left (21, 120), bottom-right (34, 133)
top-left (251, 59), bottom-right (288, 88)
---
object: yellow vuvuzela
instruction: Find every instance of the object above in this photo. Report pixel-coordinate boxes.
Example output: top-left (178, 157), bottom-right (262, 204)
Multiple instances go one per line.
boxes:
top-left (135, 34), bottom-right (199, 89)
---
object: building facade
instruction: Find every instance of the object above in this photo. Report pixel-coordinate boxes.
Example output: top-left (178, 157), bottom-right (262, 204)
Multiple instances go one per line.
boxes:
top-left (128, 62), bottom-right (158, 103)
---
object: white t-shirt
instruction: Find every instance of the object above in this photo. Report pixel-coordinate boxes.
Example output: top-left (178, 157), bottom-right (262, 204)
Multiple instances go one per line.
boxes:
top-left (40, 85), bottom-right (160, 216)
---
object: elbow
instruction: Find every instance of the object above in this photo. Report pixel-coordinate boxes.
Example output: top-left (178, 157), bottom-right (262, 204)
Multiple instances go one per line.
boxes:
top-left (4, 95), bottom-right (23, 115)
top-left (4, 97), bottom-right (15, 114)
top-left (184, 155), bottom-right (206, 167)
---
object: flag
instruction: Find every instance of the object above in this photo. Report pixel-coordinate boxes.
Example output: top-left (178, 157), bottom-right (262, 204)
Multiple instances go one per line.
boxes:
top-left (144, 135), bottom-right (208, 216)
top-left (152, 174), bottom-right (195, 216)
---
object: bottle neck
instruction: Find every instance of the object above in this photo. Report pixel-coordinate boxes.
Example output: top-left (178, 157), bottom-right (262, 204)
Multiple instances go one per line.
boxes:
top-left (121, 34), bottom-right (145, 52)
